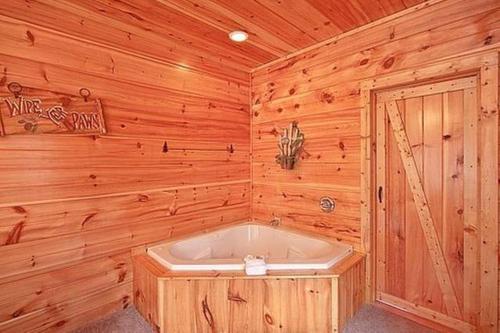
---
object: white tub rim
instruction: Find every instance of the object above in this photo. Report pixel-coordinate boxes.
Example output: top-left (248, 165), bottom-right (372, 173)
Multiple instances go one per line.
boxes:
top-left (146, 221), bottom-right (354, 272)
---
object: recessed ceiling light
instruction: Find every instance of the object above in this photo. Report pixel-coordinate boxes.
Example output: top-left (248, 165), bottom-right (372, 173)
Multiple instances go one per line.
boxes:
top-left (229, 30), bottom-right (248, 42)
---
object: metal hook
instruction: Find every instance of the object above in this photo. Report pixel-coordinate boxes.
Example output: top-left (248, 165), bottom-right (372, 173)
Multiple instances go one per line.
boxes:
top-left (79, 88), bottom-right (91, 102)
top-left (7, 82), bottom-right (22, 98)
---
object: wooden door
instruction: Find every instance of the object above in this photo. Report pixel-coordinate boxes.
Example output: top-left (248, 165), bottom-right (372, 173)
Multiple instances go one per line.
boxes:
top-left (374, 76), bottom-right (488, 332)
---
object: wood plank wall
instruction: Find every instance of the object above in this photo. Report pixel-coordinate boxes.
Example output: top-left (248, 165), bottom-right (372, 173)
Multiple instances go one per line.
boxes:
top-left (0, 10), bottom-right (250, 333)
top-left (250, 0), bottom-right (500, 324)
top-left (252, 0), bottom-right (499, 246)
top-left (0, 0), bottom-right (498, 332)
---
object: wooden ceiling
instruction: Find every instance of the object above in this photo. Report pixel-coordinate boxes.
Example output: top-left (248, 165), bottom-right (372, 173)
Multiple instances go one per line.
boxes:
top-left (1, 0), bottom-right (425, 77)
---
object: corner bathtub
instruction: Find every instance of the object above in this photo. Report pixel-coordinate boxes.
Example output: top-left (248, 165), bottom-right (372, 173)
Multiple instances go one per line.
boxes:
top-left (147, 223), bottom-right (353, 271)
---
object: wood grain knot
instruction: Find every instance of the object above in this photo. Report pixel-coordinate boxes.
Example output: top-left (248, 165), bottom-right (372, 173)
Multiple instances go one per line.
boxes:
top-left (59, 97), bottom-right (72, 107)
top-left (313, 222), bottom-right (333, 229)
top-left (122, 295), bottom-right (130, 309)
top-left (137, 194), bottom-right (150, 202)
top-left (383, 56), bottom-right (395, 69)
top-left (275, 59), bottom-right (298, 71)
top-left (5, 222), bottom-right (24, 245)
top-left (201, 295), bottom-right (215, 328)
top-left (81, 213), bottom-right (97, 227)
top-left (0, 68), bottom-right (7, 87)
top-left (264, 313), bottom-right (274, 325)
top-left (321, 92), bottom-right (334, 104)
top-left (12, 206), bottom-right (27, 214)
top-left (169, 204), bottom-right (178, 215)
top-left (118, 271), bottom-right (127, 283)
top-left (26, 30), bottom-right (35, 45)
top-left (228, 292), bottom-right (247, 303)
top-left (457, 249), bottom-right (464, 263)
top-left (12, 308), bottom-right (24, 318)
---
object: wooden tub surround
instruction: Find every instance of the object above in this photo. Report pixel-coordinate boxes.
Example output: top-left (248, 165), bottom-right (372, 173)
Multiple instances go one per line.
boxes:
top-left (133, 252), bottom-right (365, 333)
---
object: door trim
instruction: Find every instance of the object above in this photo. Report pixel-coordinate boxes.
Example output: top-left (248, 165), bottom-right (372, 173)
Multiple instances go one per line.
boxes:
top-left (360, 50), bottom-right (498, 332)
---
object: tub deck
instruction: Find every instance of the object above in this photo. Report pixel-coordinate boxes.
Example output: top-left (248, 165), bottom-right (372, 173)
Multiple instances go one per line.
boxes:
top-left (133, 252), bottom-right (365, 333)
top-left (147, 223), bottom-right (354, 272)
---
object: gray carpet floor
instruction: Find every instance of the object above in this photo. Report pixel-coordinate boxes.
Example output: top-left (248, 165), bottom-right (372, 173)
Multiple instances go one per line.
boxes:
top-left (72, 307), bottom-right (152, 333)
top-left (343, 305), bottom-right (436, 333)
top-left (73, 304), bottom-right (436, 333)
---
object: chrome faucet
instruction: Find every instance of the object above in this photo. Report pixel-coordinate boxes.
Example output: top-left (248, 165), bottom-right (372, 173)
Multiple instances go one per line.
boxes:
top-left (270, 216), bottom-right (281, 226)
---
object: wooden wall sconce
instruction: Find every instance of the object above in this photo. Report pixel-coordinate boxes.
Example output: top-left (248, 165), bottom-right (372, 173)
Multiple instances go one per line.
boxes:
top-left (275, 121), bottom-right (304, 170)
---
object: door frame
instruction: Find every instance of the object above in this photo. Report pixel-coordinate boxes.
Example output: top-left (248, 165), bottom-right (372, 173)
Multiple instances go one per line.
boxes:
top-left (360, 50), bottom-right (498, 332)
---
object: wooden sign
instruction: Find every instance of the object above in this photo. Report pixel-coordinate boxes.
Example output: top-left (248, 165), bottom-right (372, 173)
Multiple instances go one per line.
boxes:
top-left (0, 83), bottom-right (106, 136)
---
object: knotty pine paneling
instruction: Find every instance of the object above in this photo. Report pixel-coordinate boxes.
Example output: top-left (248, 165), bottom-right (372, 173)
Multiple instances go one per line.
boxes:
top-left (0, 1), bottom-right (260, 80)
top-left (253, 183), bottom-right (360, 245)
top-left (253, 0), bottom-right (499, 81)
top-left (0, 0), bottom-right (427, 74)
top-left (0, 135), bottom-right (249, 204)
top-left (0, 252), bottom-right (132, 324)
top-left (0, 281), bottom-right (132, 333)
top-left (251, 0), bottom-right (499, 248)
top-left (0, 183), bottom-right (249, 246)
top-left (497, 64), bottom-right (500, 331)
top-left (0, 56), bottom-right (249, 142)
top-left (0, 7), bottom-right (250, 332)
top-left (0, 18), bottom-right (248, 101)
top-left (0, 202), bottom-right (249, 280)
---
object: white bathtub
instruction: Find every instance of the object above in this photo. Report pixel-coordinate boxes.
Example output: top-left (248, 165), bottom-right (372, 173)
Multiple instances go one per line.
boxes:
top-left (147, 223), bottom-right (353, 271)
